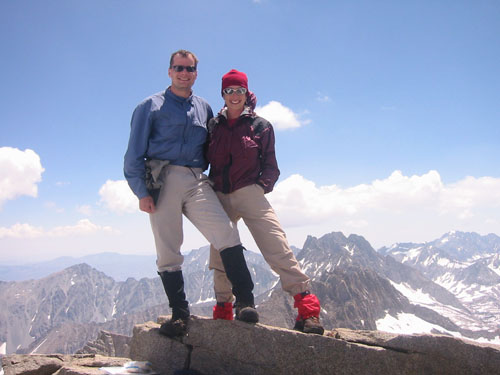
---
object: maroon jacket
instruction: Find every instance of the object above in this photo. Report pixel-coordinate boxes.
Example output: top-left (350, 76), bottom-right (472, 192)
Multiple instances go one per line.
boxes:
top-left (206, 109), bottom-right (280, 194)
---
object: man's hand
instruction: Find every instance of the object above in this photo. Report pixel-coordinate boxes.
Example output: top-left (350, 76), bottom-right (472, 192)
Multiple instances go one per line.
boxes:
top-left (139, 196), bottom-right (156, 213)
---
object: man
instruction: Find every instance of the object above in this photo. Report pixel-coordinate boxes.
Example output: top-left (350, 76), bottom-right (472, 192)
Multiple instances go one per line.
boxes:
top-left (124, 50), bottom-right (257, 337)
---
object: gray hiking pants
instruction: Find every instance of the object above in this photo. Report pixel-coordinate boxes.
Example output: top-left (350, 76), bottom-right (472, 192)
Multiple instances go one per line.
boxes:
top-left (209, 184), bottom-right (311, 302)
top-left (150, 165), bottom-right (240, 272)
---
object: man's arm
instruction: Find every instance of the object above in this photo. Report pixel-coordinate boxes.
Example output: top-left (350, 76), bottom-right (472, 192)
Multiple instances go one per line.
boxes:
top-left (124, 100), bottom-right (154, 203)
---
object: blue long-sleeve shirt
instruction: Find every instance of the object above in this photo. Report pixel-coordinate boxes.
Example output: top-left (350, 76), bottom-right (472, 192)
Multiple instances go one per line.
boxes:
top-left (124, 88), bottom-right (213, 199)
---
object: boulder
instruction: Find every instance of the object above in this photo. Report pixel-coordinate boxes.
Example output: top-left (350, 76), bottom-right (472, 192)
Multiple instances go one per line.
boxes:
top-left (1, 354), bottom-right (129, 375)
top-left (127, 316), bottom-right (500, 375)
top-left (3, 316), bottom-right (500, 375)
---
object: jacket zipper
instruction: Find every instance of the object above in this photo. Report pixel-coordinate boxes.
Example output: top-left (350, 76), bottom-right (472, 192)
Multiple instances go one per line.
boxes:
top-left (222, 154), bottom-right (232, 194)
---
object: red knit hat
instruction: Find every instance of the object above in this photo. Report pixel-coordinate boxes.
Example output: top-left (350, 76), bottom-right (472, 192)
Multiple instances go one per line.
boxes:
top-left (221, 69), bottom-right (248, 95)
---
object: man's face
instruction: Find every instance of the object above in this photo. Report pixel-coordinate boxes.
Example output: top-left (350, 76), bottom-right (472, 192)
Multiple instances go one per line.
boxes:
top-left (168, 54), bottom-right (197, 96)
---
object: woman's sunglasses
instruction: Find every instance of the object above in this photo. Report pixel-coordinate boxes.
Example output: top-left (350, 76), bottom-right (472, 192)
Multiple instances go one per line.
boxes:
top-left (223, 87), bottom-right (248, 95)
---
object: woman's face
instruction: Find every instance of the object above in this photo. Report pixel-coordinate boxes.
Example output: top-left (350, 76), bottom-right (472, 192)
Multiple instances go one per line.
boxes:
top-left (223, 85), bottom-right (247, 114)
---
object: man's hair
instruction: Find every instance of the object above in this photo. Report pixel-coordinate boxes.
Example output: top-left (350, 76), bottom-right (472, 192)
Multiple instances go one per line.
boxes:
top-left (169, 49), bottom-right (199, 68)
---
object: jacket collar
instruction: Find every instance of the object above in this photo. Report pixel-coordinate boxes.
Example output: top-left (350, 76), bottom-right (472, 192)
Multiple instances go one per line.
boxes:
top-left (165, 87), bottom-right (193, 102)
top-left (219, 106), bottom-right (253, 120)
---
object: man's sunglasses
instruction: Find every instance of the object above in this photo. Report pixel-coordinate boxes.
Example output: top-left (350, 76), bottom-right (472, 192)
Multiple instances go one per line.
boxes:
top-left (171, 65), bottom-right (197, 73)
top-left (223, 87), bottom-right (248, 95)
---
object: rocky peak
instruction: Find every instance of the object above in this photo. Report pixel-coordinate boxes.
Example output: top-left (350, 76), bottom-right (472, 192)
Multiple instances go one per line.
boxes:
top-left (299, 231), bottom-right (384, 277)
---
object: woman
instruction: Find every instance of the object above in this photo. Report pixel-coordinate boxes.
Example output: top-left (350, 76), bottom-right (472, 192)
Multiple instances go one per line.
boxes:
top-left (206, 69), bottom-right (324, 334)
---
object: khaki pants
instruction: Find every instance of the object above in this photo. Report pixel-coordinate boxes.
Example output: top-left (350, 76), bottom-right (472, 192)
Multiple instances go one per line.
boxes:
top-left (150, 165), bottom-right (240, 272)
top-left (209, 184), bottom-right (311, 302)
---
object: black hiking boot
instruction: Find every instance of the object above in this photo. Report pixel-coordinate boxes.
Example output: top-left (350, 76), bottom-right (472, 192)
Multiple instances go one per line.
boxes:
top-left (158, 270), bottom-right (190, 337)
top-left (220, 245), bottom-right (259, 324)
top-left (234, 302), bottom-right (259, 323)
top-left (159, 312), bottom-right (190, 337)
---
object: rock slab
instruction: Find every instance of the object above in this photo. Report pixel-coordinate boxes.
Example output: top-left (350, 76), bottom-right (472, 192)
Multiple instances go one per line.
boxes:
top-left (128, 316), bottom-right (500, 375)
top-left (3, 316), bottom-right (500, 375)
top-left (1, 354), bottom-right (129, 375)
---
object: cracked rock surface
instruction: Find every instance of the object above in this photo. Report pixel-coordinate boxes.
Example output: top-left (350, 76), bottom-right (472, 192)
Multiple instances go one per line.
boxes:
top-left (3, 316), bottom-right (500, 375)
top-left (129, 316), bottom-right (500, 375)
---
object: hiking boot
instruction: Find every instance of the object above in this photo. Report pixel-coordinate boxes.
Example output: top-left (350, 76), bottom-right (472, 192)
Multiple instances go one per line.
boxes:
top-left (293, 291), bottom-right (324, 335)
top-left (158, 270), bottom-right (190, 337)
top-left (234, 303), bottom-right (259, 323)
top-left (293, 318), bottom-right (304, 332)
top-left (219, 245), bottom-right (258, 324)
top-left (213, 302), bottom-right (234, 320)
top-left (159, 316), bottom-right (189, 337)
top-left (303, 316), bottom-right (324, 335)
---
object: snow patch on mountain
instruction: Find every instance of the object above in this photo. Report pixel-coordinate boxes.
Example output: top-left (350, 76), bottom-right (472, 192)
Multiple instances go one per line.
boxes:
top-left (344, 245), bottom-right (354, 256)
top-left (402, 247), bottom-right (422, 263)
top-left (376, 311), bottom-right (500, 345)
top-left (381, 231), bottom-right (500, 333)
top-left (388, 280), bottom-right (483, 330)
top-left (377, 311), bottom-right (460, 336)
top-left (194, 296), bottom-right (216, 304)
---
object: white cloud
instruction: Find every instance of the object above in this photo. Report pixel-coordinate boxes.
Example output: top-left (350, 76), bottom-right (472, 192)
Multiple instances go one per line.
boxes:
top-left (0, 147), bottom-right (44, 209)
top-left (267, 170), bottom-right (500, 248)
top-left (0, 223), bottom-right (44, 239)
top-left (439, 176), bottom-right (500, 218)
top-left (99, 179), bottom-right (139, 214)
top-left (0, 219), bottom-right (114, 239)
top-left (48, 219), bottom-right (114, 237)
top-left (76, 204), bottom-right (93, 216)
top-left (316, 92), bottom-right (331, 103)
top-left (255, 101), bottom-right (307, 130)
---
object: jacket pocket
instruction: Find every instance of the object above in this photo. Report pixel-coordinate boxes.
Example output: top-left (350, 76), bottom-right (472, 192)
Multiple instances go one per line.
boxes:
top-left (241, 136), bottom-right (259, 160)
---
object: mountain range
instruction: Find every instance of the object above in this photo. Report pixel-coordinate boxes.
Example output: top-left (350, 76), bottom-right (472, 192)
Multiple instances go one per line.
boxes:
top-left (379, 231), bottom-right (500, 332)
top-left (1, 230), bottom-right (499, 356)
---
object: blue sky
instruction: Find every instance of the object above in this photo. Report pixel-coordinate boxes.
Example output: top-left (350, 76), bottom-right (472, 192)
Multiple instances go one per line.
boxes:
top-left (1, 0), bottom-right (499, 264)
